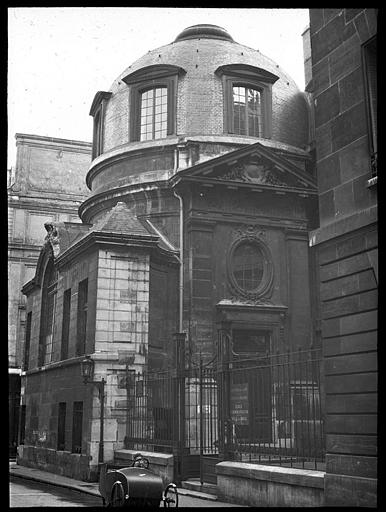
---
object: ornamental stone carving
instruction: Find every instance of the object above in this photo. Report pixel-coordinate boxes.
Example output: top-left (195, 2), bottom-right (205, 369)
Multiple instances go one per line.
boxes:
top-left (219, 161), bottom-right (287, 187)
top-left (227, 225), bottom-right (273, 301)
top-left (44, 222), bottom-right (60, 257)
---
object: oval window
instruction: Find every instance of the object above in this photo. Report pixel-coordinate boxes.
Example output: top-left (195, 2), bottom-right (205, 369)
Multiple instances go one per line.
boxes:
top-left (232, 242), bottom-right (265, 291)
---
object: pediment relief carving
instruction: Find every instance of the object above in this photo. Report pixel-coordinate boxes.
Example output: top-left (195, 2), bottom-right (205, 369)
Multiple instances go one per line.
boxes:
top-left (220, 161), bottom-right (287, 187)
top-left (211, 157), bottom-right (310, 189)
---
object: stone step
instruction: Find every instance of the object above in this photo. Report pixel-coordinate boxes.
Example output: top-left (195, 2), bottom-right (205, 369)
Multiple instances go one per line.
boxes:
top-left (181, 479), bottom-right (218, 499)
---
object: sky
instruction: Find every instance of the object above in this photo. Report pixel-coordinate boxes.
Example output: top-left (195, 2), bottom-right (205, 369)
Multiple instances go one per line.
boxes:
top-left (7, 7), bottom-right (310, 169)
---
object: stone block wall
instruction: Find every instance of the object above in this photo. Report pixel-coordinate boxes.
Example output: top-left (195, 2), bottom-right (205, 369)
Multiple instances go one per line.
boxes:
top-left (308, 8), bottom-right (377, 507)
top-left (94, 248), bottom-right (150, 367)
top-left (309, 8), bottom-right (377, 226)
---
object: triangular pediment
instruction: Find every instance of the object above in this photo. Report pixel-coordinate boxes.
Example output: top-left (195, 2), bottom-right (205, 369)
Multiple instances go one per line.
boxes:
top-left (171, 142), bottom-right (317, 194)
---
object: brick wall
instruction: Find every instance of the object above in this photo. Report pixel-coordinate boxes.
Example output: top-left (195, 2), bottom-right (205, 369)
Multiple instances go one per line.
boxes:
top-left (309, 8), bottom-right (377, 507)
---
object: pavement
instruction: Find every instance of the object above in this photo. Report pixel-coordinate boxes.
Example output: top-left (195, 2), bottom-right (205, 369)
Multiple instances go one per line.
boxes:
top-left (9, 461), bottom-right (218, 503)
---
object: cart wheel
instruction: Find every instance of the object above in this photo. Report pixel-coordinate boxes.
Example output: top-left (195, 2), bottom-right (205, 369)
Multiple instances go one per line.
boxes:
top-left (163, 483), bottom-right (178, 508)
top-left (110, 480), bottom-right (125, 507)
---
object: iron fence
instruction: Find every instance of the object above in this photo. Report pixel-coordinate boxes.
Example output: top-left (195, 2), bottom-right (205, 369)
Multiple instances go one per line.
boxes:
top-left (223, 347), bottom-right (325, 470)
top-left (123, 347), bottom-right (325, 472)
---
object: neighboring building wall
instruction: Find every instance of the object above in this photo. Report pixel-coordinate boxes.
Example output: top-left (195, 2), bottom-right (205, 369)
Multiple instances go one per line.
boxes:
top-left (8, 134), bottom-right (92, 370)
top-left (308, 9), bottom-right (377, 507)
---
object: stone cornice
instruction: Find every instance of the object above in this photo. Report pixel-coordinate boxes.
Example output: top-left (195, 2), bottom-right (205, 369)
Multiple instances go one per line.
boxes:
top-left (15, 133), bottom-right (92, 152)
top-left (55, 230), bottom-right (159, 268)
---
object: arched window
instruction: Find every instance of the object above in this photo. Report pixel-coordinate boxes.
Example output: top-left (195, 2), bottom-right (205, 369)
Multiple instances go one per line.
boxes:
top-left (38, 259), bottom-right (57, 366)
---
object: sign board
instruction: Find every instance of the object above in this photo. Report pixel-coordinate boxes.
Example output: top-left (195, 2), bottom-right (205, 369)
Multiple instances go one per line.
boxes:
top-left (230, 383), bottom-right (249, 425)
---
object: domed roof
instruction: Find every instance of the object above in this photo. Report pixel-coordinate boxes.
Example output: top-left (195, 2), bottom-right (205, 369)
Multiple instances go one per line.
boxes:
top-left (174, 24), bottom-right (234, 42)
top-left (100, 24), bottom-right (308, 159)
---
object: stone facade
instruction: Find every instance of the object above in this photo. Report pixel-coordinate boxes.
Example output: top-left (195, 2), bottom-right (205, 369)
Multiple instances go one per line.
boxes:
top-left (307, 9), bottom-right (377, 507)
top-left (8, 134), bottom-right (91, 456)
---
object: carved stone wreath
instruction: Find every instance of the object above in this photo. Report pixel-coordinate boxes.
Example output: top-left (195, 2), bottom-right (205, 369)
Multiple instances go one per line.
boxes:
top-left (227, 225), bottom-right (274, 301)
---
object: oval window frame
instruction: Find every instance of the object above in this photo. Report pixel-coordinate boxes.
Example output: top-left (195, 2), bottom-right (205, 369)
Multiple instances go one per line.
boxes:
top-left (227, 236), bottom-right (273, 300)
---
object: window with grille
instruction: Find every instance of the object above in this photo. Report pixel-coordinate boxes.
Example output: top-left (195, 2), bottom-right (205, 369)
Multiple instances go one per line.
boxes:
top-left (71, 401), bottom-right (83, 454)
top-left (233, 242), bottom-right (265, 291)
top-left (233, 86), bottom-right (263, 137)
top-left (61, 288), bottom-right (71, 360)
top-left (140, 87), bottom-right (168, 141)
top-left (38, 259), bottom-right (57, 366)
top-left (24, 312), bottom-right (32, 371)
top-left (227, 236), bottom-right (273, 300)
top-left (57, 402), bottom-right (66, 451)
top-left (76, 279), bottom-right (88, 356)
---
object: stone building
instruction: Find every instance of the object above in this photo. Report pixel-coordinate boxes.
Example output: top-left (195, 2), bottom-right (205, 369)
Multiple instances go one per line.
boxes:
top-left (306, 8), bottom-right (377, 507)
top-left (8, 134), bottom-right (91, 456)
top-left (18, 24), bottom-right (320, 483)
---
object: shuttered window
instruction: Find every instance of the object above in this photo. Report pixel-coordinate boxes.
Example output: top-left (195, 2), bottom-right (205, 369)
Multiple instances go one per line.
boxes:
top-left (76, 279), bottom-right (88, 356)
top-left (23, 312), bottom-right (32, 371)
top-left (61, 289), bottom-right (71, 360)
top-left (71, 401), bottom-right (83, 454)
top-left (57, 402), bottom-right (66, 451)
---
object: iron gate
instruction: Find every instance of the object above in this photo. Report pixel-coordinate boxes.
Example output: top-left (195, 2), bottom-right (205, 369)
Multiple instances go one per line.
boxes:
top-left (123, 334), bottom-right (325, 483)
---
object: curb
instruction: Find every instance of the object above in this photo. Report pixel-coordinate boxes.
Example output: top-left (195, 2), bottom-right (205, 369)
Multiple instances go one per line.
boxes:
top-left (10, 471), bottom-right (102, 500)
top-left (10, 467), bottom-right (218, 503)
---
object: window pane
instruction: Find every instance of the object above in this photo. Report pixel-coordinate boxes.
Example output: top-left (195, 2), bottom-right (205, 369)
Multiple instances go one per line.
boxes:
top-left (233, 242), bottom-right (264, 291)
top-left (140, 87), bottom-right (168, 141)
top-left (233, 86), bottom-right (263, 137)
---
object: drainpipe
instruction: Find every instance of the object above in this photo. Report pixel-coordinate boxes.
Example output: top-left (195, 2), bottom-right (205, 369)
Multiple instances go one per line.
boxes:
top-left (173, 188), bottom-right (184, 332)
top-left (173, 141), bottom-right (184, 332)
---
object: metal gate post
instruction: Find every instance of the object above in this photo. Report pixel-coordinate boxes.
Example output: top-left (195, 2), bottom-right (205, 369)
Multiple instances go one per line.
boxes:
top-left (217, 322), bottom-right (232, 462)
top-left (173, 332), bottom-right (186, 484)
top-left (199, 356), bottom-right (204, 485)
